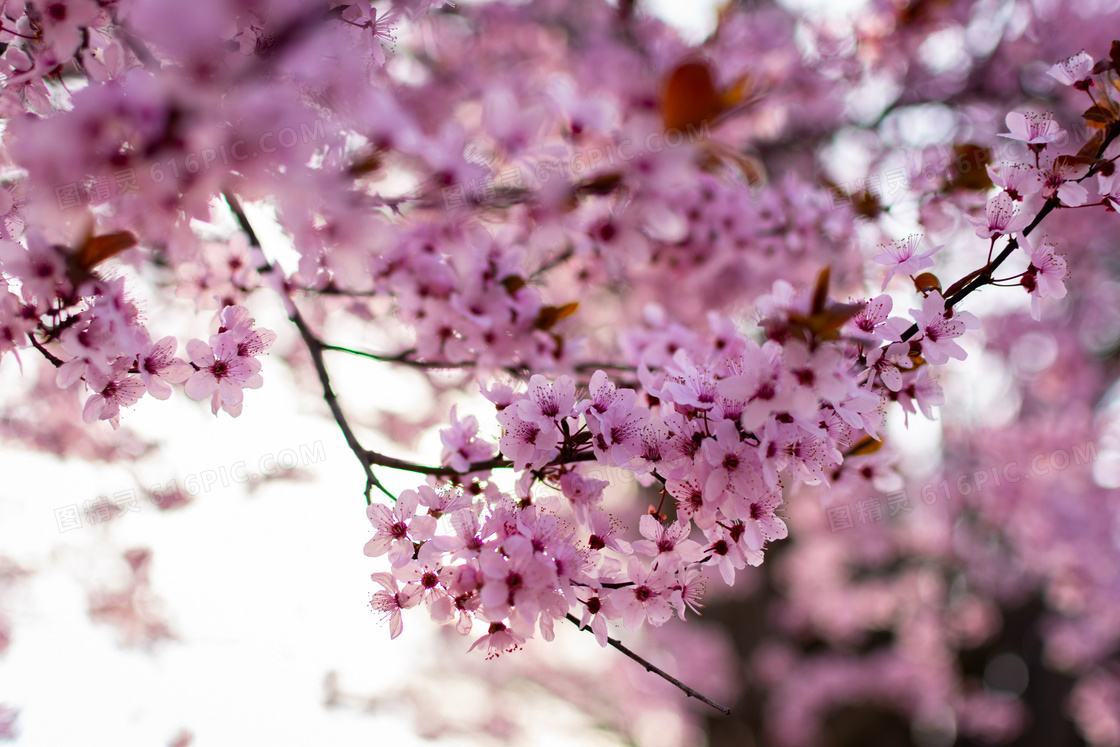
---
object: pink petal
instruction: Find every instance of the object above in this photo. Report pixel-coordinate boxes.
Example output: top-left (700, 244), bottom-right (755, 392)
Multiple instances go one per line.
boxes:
top-left (185, 371), bottom-right (218, 400)
top-left (82, 394), bottom-right (105, 424)
top-left (186, 339), bottom-right (214, 367)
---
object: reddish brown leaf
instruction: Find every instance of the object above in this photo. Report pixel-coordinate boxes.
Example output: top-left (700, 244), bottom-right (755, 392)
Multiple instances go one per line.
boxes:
top-left (944, 267), bottom-right (988, 299)
top-left (348, 150), bottom-right (383, 176)
top-left (660, 60), bottom-right (750, 133)
top-left (844, 436), bottom-right (883, 457)
top-left (535, 301), bottom-right (579, 331)
top-left (1077, 130), bottom-right (1106, 159)
top-left (948, 144), bottom-right (993, 191)
top-left (812, 266), bottom-right (831, 315)
top-left (74, 231), bottom-right (139, 275)
top-left (501, 276), bottom-right (527, 295)
top-left (661, 61), bottom-right (723, 132)
top-left (1083, 104), bottom-right (1115, 128)
top-left (788, 301), bottom-right (864, 342)
top-left (851, 189), bottom-right (883, 219)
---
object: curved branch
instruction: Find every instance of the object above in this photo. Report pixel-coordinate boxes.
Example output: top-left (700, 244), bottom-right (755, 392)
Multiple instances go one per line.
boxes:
top-left (223, 191), bottom-right (393, 504)
top-left (27, 333), bottom-right (63, 367)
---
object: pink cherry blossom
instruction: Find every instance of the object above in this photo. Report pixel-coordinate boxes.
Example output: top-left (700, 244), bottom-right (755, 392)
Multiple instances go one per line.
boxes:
top-left (370, 571), bottom-right (420, 639)
top-left (414, 484), bottom-right (472, 519)
top-left (667, 472), bottom-right (720, 529)
top-left (439, 405), bottom-right (495, 473)
top-left (467, 620), bottom-right (527, 660)
top-left (966, 192), bottom-right (1032, 239)
top-left (363, 489), bottom-right (437, 568)
top-left (864, 342), bottom-right (913, 392)
top-left (579, 370), bottom-right (637, 422)
top-left (1020, 235), bottom-right (1069, 320)
top-left (0, 290), bottom-right (35, 359)
top-left (443, 508), bottom-right (487, 562)
top-left (908, 292), bottom-right (980, 365)
top-left (987, 163), bottom-right (1042, 202)
top-left (873, 235), bottom-right (941, 291)
top-left (661, 356), bottom-right (720, 412)
top-left (1000, 111), bottom-right (1063, 147)
top-left (184, 334), bottom-right (263, 417)
top-left (517, 374), bottom-right (577, 427)
top-left (702, 419), bottom-right (760, 501)
top-left (896, 367), bottom-right (945, 423)
top-left (612, 558), bottom-right (676, 631)
top-left (673, 568), bottom-right (706, 619)
top-left (1038, 155), bottom-right (1091, 207)
top-left (393, 542), bottom-right (450, 620)
top-left (136, 334), bottom-right (192, 400)
top-left (216, 305), bottom-right (276, 358)
top-left (703, 521), bottom-right (762, 584)
top-left (632, 515), bottom-right (703, 566)
top-left (496, 406), bottom-right (559, 471)
top-left (585, 509), bottom-right (631, 555)
top-left (1048, 51), bottom-right (1094, 89)
top-left (846, 294), bottom-right (893, 343)
top-left (82, 358), bottom-right (144, 429)
top-left (478, 540), bottom-right (554, 622)
top-left (719, 341), bottom-right (812, 431)
top-left (559, 471), bottom-right (608, 524)
top-left (576, 584), bottom-right (623, 648)
top-left (586, 401), bottom-right (649, 467)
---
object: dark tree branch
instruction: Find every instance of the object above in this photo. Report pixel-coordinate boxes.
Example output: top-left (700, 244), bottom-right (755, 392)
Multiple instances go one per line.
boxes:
top-left (564, 613), bottom-right (732, 716)
top-left (223, 191), bottom-right (393, 504)
top-left (27, 333), bottom-right (63, 367)
top-left (363, 448), bottom-right (599, 477)
top-left (900, 120), bottom-right (1120, 342)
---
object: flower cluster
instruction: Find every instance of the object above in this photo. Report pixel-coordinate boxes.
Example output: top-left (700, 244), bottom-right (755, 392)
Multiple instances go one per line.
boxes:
top-left (364, 270), bottom-right (986, 651)
top-left (0, 230), bottom-right (275, 425)
top-left (2, 0), bottom-right (1120, 741)
top-left (945, 49), bottom-right (1120, 324)
top-left (183, 305), bottom-right (276, 417)
top-left (369, 225), bottom-right (576, 369)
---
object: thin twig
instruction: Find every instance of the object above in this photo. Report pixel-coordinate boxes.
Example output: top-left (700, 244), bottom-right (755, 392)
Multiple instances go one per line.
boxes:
top-left (364, 449), bottom-right (599, 477)
top-left (573, 362), bottom-right (636, 373)
top-left (321, 343), bottom-right (476, 369)
top-left (292, 285), bottom-right (379, 297)
top-left (563, 613), bottom-right (732, 716)
top-left (321, 342), bottom-right (534, 380)
top-left (529, 247), bottom-right (574, 280)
